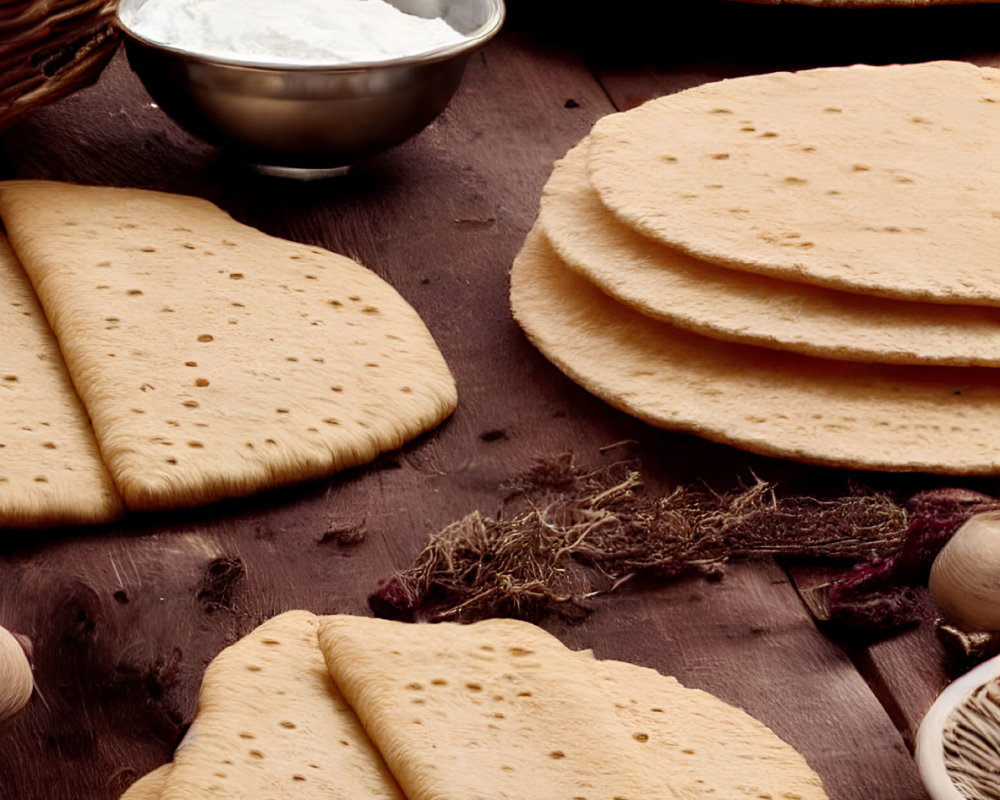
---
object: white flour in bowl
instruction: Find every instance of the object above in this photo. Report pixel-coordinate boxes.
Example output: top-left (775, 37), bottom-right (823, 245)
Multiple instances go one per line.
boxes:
top-left (127, 0), bottom-right (469, 64)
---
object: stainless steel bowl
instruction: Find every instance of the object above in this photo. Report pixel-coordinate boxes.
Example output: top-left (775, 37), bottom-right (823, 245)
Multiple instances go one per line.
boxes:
top-left (116, 0), bottom-right (505, 177)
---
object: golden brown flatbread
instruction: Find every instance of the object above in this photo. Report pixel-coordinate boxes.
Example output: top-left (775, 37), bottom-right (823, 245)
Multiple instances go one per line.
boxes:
top-left (588, 61), bottom-right (1000, 303)
top-left (317, 614), bottom-right (828, 800)
top-left (0, 180), bottom-right (457, 511)
top-left (159, 611), bottom-right (404, 800)
top-left (540, 137), bottom-right (1000, 366)
top-left (0, 231), bottom-right (123, 527)
top-left (510, 223), bottom-right (1000, 474)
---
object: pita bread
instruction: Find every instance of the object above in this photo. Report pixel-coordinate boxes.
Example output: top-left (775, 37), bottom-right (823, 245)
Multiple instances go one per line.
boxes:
top-left (159, 610), bottom-right (404, 800)
top-left (541, 138), bottom-right (1000, 366)
top-left (0, 180), bottom-right (456, 511)
top-left (317, 614), bottom-right (827, 800)
top-left (510, 224), bottom-right (1000, 475)
top-left (0, 232), bottom-right (123, 528)
top-left (588, 61), bottom-right (1000, 303)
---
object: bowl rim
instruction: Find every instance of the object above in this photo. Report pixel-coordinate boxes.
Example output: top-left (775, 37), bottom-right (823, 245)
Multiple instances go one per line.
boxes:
top-left (116, 0), bottom-right (505, 71)
top-left (914, 653), bottom-right (1000, 800)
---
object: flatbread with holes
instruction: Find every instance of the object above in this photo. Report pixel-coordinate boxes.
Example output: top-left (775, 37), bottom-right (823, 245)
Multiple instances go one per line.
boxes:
top-left (159, 610), bottom-right (404, 800)
top-left (0, 180), bottom-right (456, 511)
top-left (317, 614), bottom-right (828, 800)
top-left (510, 224), bottom-right (1000, 474)
top-left (540, 137), bottom-right (1000, 366)
top-left (0, 231), bottom-right (123, 527)
top-left (588, 61), bottom-right (1000, 304)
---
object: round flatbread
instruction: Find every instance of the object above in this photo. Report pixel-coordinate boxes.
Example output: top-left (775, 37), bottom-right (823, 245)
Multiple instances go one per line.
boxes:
top-left (540, 137), bottom-right (1000, 366)
top-left (588, 61), bottom-right (1000, 304)
top-left (317, 614), bottom-right (828, 800)
top-left (510, 224), bottom-right (1000, 475)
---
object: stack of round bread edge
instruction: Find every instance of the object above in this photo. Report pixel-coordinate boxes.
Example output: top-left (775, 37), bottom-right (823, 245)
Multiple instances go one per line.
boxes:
top-left (510, 60), bottom-right (1000, 475)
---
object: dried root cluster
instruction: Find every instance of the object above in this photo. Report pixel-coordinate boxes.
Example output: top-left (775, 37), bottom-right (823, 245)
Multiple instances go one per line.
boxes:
top-left (370, 454), bottom-right (908, 623)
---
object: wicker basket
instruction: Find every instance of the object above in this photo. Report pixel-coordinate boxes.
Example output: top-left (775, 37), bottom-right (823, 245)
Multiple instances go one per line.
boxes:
top-left (0, 0), bottom-right (120, 131)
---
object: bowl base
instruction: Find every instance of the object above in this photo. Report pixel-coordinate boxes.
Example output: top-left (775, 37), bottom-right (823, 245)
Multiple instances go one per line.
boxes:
top-left (251, 163), bottom-right (351, 180)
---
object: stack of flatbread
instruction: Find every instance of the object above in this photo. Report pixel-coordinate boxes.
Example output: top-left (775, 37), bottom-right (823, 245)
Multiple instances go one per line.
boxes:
top-left (119, 612), bottom-right (829, 799)
top-left (0, 181), bottom-right (456, 527)
top-left (510, 60), bottom-right (1000, 475)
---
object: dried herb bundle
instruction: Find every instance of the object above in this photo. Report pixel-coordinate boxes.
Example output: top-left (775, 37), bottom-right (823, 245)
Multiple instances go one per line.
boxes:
top-left (369, 454), bottom-right (909, 623)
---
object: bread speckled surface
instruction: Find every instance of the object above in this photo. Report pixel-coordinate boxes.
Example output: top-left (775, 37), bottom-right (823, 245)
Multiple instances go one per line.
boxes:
top-left (160, 610), bottom-right (404, 800)
top-left (0, 180), bottom-right (457, 511)
top-left (510, 224), bottom-right (1000, 474)
top-left (542, 137), bottom-right (1000, 366)
top-left (318, 614), bottom-right (828, 800)
top-left (0, 231), bottom-right (123, 527)
top-left (588, 61), bottom-right (1000, 303)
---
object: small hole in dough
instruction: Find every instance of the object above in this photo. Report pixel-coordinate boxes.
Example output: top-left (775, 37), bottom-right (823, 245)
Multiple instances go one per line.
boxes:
top-left (549, 751), bottom-right (565, 759)
top-left (197, 334), bottom-right (214, 342)
top-left (195, 378), bottom-right (210, 387)
top-left (249, 749), bottom-right (264, 759)
top-left (182, 400), bottom-right (199, 408)
top-left (239, 732), bottom-right (256, 739)
top-left (34, 476), bottom-right (48, 483)
top-left (229, 273), bottom-right (244, 280)
top-left (280, 721), bottom-right (296, 729)
top-left (188, 441), bottom-right (204, 448)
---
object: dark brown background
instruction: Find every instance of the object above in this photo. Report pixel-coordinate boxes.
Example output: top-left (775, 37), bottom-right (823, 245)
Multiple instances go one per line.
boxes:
top-left (4, 3), bottom-right (1000, 797)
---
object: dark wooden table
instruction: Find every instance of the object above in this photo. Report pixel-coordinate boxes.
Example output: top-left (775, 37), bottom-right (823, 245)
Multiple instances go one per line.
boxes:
top-left (5, 3), bottom-right (1000, 797)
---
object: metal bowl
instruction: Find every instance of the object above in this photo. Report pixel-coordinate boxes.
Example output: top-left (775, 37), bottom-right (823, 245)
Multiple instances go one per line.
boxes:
top-left (116, 0), bottom-right (505, 177)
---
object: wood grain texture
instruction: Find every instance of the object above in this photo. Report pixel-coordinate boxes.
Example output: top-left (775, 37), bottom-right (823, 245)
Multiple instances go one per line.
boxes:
top-left (0, 11), bottom-right (984, 799)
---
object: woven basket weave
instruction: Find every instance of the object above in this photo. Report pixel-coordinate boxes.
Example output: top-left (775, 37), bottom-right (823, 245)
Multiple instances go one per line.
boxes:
top-left (0, 0), bottom-right (120, 131)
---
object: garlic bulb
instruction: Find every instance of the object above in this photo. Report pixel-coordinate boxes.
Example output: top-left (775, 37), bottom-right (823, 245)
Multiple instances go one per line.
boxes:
top-left (0, 624), bottom-right (32, 724)
top-left (930, 511), bottom-right (1000, 632)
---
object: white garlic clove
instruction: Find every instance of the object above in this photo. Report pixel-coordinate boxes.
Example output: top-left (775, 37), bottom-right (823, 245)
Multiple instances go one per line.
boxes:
top-left (929, 510), bottom-right (1000, 633)
top-left (0, 624), bottom-right (33, 724)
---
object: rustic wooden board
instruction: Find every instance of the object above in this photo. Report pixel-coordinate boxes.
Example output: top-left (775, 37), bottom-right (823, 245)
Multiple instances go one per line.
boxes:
top-left (0, 15), bottom-right (963, 800)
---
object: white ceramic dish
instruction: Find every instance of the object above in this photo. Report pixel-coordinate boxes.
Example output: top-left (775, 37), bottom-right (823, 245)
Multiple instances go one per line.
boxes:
top-left (915, 654), bottom-right (1000, 800)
